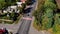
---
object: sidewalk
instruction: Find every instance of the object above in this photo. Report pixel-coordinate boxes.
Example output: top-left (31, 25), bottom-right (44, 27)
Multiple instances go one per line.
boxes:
top-left (0, 17), bottom-right (22, 34)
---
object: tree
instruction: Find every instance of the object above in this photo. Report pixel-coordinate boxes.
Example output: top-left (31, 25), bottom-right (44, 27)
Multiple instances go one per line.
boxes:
top-left (44, 1), bottom-right (56, 10)
top-left (22, 3), bottom-right (26, 9)
top-left (21, 3), bottom-right (26, 13)
top-left (33, 0), bottom-right (44, 27)
top-left (41, 0), bottom-right (56, 29)
top-left (42, 8), bottom-right (53, 29)
top-left (53, 24), bottom-right (60, 34)
top-left (0, 0), bottom-right (6, 10)
top-left (10, 12), bottom-right (17, 21)
top-left (5, 0), bottom-right (12, 6)
top-left (33, 0), bottom-right (57, 31)
top-left (5, 0), bottom-right (17, 6)
top-left (26, 0), bottom-right (32, 5)
top-left (52, 12), bottom-right (60, 34)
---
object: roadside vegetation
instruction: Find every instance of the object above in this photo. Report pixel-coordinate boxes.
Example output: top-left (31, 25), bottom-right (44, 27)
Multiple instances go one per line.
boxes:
top-left (33, 0), bottom-right (60, 34)
top-left (0, 0), bottom-right (17, 10)
top-left (33, 0), bottom-right (44, 30)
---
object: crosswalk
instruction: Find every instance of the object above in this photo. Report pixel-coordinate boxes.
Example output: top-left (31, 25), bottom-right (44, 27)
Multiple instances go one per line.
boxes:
top-left (23, 17), bottom-right (32, 20)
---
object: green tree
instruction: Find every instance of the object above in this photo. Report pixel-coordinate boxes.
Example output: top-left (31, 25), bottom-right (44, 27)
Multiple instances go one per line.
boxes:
top-left (41, 0), bottom-right (56, 29)
top-left (10, 12), bottom-right (17, 21)
top-left (42, 9), bottom-right (53, 29)
top-left (53, 24), bottom-right (60, 34)
top-left (0, 0), bottom-right (6, 9)
top-left (44, 1), bottom-right (56, 10)
top-left (33, 0), bottom-right (44, 27)
top-left (5, 0), bottom-right (17, 6)
top-left (26, 0), bottom-right (32, 5)
top-left (21, 3), bottom-right (26, 13)
top-left (5, 0), bottom-right (11, 6)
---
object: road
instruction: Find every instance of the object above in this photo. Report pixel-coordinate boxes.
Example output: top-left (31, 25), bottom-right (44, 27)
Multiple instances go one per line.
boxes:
top-left (16, 0), bottom-right (37, 34)
top-left (17, 17), bottom-right (32, 34)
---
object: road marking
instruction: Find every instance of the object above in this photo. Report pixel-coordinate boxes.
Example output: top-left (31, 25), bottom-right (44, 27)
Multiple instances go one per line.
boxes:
top-left (23, 17), bottom-right (32, 20)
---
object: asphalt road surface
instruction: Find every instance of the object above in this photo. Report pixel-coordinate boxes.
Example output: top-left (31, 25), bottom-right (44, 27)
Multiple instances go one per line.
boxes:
top-left (16, 0), bottom-right (37, 34)
top-left (17, 17), bottom-right (32, 34)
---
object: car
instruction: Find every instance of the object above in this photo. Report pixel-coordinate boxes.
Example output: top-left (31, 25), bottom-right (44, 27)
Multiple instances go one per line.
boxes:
top-left (0, 29), bottom-right (5, 34)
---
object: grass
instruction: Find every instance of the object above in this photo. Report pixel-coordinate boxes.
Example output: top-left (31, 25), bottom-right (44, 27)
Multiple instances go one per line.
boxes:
top-left (0, 13), bottom-right (10, 20)
top-left (4, 21), bottom-right (13, 24)
top-left (0, 20), bottom-right (2, 23)
top-left (52, 13), bottom-right (60, 34)
top-left (0, 19), bottom-right (13, 24)
top-left (33, 19), bottom-right (41, 31)
top-left (0, 15), bottom-right (21, 24)
top-left (48, 28), bottom-right (53, 33)
top-left (0, 0), bottom-right (4, 2)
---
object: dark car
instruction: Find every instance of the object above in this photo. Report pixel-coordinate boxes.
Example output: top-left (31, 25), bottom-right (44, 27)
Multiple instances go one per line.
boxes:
top-left (3, 28), bottom-right (9, 34)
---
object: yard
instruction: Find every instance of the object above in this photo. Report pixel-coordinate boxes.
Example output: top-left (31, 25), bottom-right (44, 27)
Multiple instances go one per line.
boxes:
top-left (0, 12), bottom-right (21, 24)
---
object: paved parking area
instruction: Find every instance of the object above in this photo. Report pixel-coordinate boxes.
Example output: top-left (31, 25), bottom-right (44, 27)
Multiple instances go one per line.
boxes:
top-left (0, 24), bottom-right (19, 34)
top-left (0, 18), bottom-right (22, 34)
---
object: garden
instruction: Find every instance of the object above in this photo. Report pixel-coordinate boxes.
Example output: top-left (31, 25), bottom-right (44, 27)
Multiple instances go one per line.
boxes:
top-left (33, 0), bottom-right (60, 34)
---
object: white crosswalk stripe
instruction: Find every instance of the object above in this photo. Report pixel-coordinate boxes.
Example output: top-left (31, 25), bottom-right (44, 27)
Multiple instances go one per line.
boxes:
top-left (23, 17), bottom-right (32, 20)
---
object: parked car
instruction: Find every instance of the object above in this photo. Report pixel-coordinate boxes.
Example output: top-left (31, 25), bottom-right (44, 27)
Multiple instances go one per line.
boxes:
top-left (0, 29), bottom-right (5, 34)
